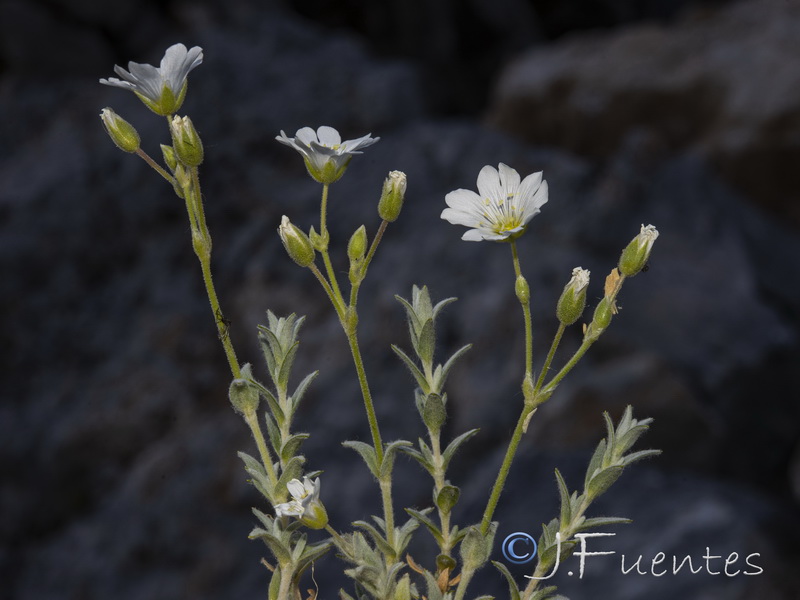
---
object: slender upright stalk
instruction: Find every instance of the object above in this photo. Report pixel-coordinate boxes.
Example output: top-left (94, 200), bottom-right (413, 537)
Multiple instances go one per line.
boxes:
top-left (135, 148), bottom-right (175, 185)
top-left (511, 241), bottom-right (533, 378)
top-left (478, 241), bottom-right (536, 534)
top-left (346, 331), bottom-right (384, 462)
top-left (534, 323), bottom-right (566, 393)
top-left (319, 183), bottom-right (345, 306)
top-left (480, 406), bottom-right (532, 534)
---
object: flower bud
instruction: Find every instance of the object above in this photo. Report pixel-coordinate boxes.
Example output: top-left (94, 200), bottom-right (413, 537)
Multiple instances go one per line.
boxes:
top-left (515, 274), bottom-right (530, 304)
top-left (300, 499), bottom-right (329, 530)
top-left (169, 115), bottom-right (204, 167)
top-left (619, 224), bottom-right (659, 277)
top-left (556, 267), bottom-right (590, 325)
top-left (347, 225), bottom-right (368, 262)
top-left (160, 144), bottom-right (178, 172)
top-left (228, 366), bottom-right (260, 416)
top-left (422, 392), bottom-right (447, 431)
top-left (308, 226), bottom-right (329, 252)
top-left (99, 108), bottom-right (140, 153)
top-left (460, 523), bottom-right (497, 571)
top-left (278, 215), bottom-right (315, 267)
top-left (585, 297), bottom-right (615, 341)
top-left (378, 170), bottom-right (407, 222)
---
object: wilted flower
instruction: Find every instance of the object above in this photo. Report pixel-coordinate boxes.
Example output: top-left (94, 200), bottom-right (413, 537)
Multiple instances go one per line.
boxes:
top-left (278, 215), bottom-right (316, 268)
top-left (100, 43), bottom-right (203, 116)
top-left (276, 126), bottom-right (379, 184)
top-left (274, 477), bottom-right (328, 529)
top-left (556, 267), bottom-right (590, 325)
top-left (377, 170), bottom-right (407, 222)
top-left (441, 163), bottom-right (548, 242)
top-left (99, 108), bottom-right (140, 153)
top-left (619, 224), bottom-right (659, 276)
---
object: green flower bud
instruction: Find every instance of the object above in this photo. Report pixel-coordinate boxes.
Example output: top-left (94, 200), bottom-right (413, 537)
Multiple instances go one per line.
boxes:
top-left (278, 215), bottom-right (316, 267)
top-left (422, 392), bottom-right (447, 431)
top-left (585, 297), bottom-right (615, 341)
top-left (460, 523), bottom-right (497, 571)
top-left (348, 225), bottom-right (368, 261)
top-left (308, 226), bottom-right (329, 252)
top-left (515, 274), bottom-right (530, 304)
top-left (228, 366), bottom-right (260, 416)
top-left (99, 108), bottom-right (140, 153)
top-left (377, 170), bottom-right (407, 222)
top-left (160, 144), bottom-right (178, 172)
top-left (556, 267), bottom-right (590, 325)
top-left (169, 115), bottom-right (204, 167)
top-left (619, 224), bottom-right (659, 277)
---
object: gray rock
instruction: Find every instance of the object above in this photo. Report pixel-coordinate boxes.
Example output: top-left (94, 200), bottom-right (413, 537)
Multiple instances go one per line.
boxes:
top-left (489, 0), bottom-right (800, 223)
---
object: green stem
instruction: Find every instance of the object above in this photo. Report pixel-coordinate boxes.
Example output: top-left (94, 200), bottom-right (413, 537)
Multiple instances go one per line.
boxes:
top-left (534, 323), bottom-right (566, 393)
top-left (309, 264), bottom-right (346, 321)
top-left (480, 406), bottom-right (532, 534)
top-left (244, 410), bottom-right (279, 488)
top-left (319, 183), bottom-right (346, 308)
top-left (540, 338), bottom-right (592, 397)
top-left (453, 567), bottom-right (476, 600)
top-left (346, 331), bottom-right (384, 462)
top-left (379, 478), bottom-right (396, 553)
top-left (429, 428), bottom-right (452, 555)
top-left (135, 148), bottom-right (175, 185)
top-left (511, 241), bottom-right (533, 378)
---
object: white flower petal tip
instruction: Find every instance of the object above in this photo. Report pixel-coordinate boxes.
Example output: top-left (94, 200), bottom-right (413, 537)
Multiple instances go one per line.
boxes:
top-left (100, 43), bottom-right (203, 115)
top-left (442, 163), bottom-right (548, 242)
top-left (275, 126), bottom-right (379, 184)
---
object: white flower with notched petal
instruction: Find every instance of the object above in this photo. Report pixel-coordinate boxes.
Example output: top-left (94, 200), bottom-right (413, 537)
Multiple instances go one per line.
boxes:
top-left (276, 126), bottom-right (379, 184)
top-left (273, 477), bottom-right (328, 529)
top-left (441, 163), bottom-right (548, 242)
top-left (100, 43), bottom-right (203, 116)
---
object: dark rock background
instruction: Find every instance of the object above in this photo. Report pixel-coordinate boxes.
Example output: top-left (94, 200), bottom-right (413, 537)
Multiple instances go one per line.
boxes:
top-left (1, 0), bottom-right (799, 599)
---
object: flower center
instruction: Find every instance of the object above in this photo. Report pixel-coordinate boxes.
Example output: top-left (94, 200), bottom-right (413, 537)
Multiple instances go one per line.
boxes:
top-left (479, 194), bottom-right (523, 233)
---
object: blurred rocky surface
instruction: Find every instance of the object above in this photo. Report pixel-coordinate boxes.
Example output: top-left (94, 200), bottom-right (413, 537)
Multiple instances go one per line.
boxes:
top-left (1, 1), bottom-right (799, 599)
top-left (489, 0), bottom-right (800, 223)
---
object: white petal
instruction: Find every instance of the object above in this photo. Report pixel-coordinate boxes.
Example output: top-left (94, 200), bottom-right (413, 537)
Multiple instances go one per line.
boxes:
top-left (316, 126), bottom-right (341, 147)
top-left (444, 188), bottom-right (483, 212)
top-left (517, 171), bottom-right (544, 205)
top-left (476, 164), bottom-right (500, 201)
top-left (520, 180), bottom-right (548, 222)
top-left (461, 228), bottom-right (486, 242)
top-left (342, 134), bottom-right (379, 152)
top-left (287, 479), bottom-right (306, 500)
top-left (441, 207), bottom-right (479, 227)
top-left (275, 501), bottom-right (304, 517)
top-left (295, 127), bottom-right (318, 145)
top-left (497, 163), bottom-right (521, 198)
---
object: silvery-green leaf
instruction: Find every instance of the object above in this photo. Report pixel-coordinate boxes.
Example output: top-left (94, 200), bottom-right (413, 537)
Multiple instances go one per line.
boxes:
top-left (391, 345), bottom-right (430, 393)
top-left (442, 428), bottom-right (480, 469)
top-left (406, 508), bottom-right (444, 546)
top-left (343, 440), bottom-right (379, 478)
top-left (587, 465), bottom-right (624, 499)
top-left (491, 561), bottom-right (521, 600)
top-left (290, 371), bottom-right (318, 412)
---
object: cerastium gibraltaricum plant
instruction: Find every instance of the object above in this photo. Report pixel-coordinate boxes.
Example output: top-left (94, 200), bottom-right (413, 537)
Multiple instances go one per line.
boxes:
top-left (100, 43), bottom-right (661, 600)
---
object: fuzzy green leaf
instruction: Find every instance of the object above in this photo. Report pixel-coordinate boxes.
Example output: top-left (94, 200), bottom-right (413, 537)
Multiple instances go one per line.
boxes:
top-left (442, 428), bottom-right (480, 469)
top-left (491, 561), bottom-right (521, 600)
top-left (587, 465), bottom-right (624, 499)
top-left (391, 345), bottom-right (430, 393)
top-left (406, 508), bottom-right (444, 546)
top-left (343, 441), bottom-right (380, 478)
top-left (290, 371), bottom-right (318, 412)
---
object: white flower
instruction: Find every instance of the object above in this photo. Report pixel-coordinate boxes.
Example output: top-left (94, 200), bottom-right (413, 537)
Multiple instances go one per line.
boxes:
top-left (273, 477), bottom-right (328, 528)
top-left (100, 43), bottom-right (203, 115)
top-left (441, 163), bottom-right (548, 242)
top-left (276, 126), bottom-right (379, 184)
